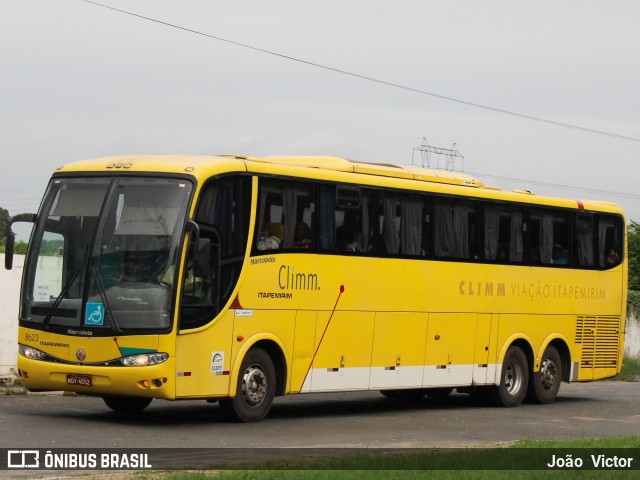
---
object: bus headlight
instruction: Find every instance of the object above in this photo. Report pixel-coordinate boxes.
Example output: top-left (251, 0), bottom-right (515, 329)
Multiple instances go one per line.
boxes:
top-left (121, 352), bottom-right (169, 367)
top-left (19, 344), bottom-right (46, 360)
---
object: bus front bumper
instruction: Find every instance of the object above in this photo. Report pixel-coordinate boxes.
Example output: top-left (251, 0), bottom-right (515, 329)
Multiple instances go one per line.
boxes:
top-left (17, 356), bottom-right (176, 399)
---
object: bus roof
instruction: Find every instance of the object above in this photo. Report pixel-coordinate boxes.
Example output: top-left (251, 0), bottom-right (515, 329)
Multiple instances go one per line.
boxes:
top-left (55, 154), bottom-right (624, 216)
top-left (243, 155), bottom-right (484, 188)
top-left (55, 154), bottom-right (483, 188)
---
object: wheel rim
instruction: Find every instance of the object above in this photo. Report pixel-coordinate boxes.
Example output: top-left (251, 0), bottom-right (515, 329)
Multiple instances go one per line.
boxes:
top-left (241, 364), bottom-right (268, 407)
top-left (504, 358), bottom-right (524, 396)
top-left (540, 357), bottom-right (558, 391)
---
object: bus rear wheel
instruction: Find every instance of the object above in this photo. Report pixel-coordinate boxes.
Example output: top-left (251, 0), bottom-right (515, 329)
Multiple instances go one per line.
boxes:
top-left (490, 346), bottom-right (529, 407)
top-left (527, 345), bottom-right (562, 404)
top-left (103, 396), bottom-right (152, 413)
top-left (219, 348), bottom-right (276, 422)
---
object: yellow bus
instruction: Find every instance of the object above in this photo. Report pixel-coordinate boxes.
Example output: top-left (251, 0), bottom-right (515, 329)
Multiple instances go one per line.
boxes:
top-left (5, 154), bottom-right (627, 422)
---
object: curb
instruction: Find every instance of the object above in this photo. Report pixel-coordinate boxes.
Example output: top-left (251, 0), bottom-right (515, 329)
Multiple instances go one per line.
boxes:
top-left (1, 387), bottom-right (77, 396)
top-left (1, 379), bottom-right (77, 396)
top-left (0, 386), bottom-right (27, 395)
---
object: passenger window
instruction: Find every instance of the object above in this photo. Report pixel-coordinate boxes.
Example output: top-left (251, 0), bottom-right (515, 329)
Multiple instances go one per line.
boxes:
top-left (379, 193), bottom-right (400, 255)
top-left (434, 200), bottom-right (479, 259)
top-left (320, 185), bottom-right (375, 254)
top-left (379, 193), bottom-right (427, 257)
top-left (529, 210), bottom-right (571, 266)
top-left (598, 215), bottom-right (623, 268)
top-left (255, 179), bottom-right (316, 253)
top-left (484, 206), bottom-right (524, 263)
top-left (575, 214), bottom-right (595, 267)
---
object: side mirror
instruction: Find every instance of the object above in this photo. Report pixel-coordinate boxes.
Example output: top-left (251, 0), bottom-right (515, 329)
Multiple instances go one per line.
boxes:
top-left (4, 213), bottom-right (36, 270)
top-left (4, 231), bottom-right (15, 270)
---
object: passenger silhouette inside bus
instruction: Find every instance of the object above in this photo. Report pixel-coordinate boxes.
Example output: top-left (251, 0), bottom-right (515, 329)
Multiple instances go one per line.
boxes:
top-left (606, 248), bottom-right (620, 266)
top-left (294, 222), bottom-right (312, 249)
top-left (161, 262), bottom-right (202, 295)
top-left (552, 244), bottom-right (569, 265)
top-left (257, 223), bottom-right (281, 251)
top-left (337, 226), bottom-right (359, 252)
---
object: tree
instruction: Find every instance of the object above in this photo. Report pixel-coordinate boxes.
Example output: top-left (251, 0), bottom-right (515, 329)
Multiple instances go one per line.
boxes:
top-left (629, 220), bottom-right (640, 292)
top-left (0, 206), bottom-right (8, 244)
top-left (14, 241), bottom-right (29, 254)
top-left (0, 207), bottom-right (28, 254)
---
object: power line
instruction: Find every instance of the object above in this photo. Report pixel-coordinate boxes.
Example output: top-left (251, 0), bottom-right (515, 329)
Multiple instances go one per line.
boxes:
top-left (468, 171), bottom-right (640, 201)
top-left (80, 0), bottom-right (640, 144)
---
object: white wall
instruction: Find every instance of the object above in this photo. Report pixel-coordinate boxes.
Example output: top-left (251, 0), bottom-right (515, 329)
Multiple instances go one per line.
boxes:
top-left (626, 315), bottom-right (640, 358)
top-left (0, 254), bottom-right (24, 380)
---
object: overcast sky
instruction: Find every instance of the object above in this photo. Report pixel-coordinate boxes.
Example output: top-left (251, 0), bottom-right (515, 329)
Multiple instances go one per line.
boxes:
top-left (2, 1), bottom-right (640, 240)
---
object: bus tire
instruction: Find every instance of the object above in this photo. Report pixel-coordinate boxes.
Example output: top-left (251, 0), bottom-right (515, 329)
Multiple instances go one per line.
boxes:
top-left (103, 396), bottom-right (152, 413)
top-left (490, 346), bottom-right (529, 407)
top-left (220, 348), bottom-right (276, 422)
top-left (527, 345), bottom-right (562, 404)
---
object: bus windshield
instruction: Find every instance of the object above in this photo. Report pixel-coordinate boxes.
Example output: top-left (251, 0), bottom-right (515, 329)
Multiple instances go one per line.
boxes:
top-left (21, 176), bottom-right (193, 333)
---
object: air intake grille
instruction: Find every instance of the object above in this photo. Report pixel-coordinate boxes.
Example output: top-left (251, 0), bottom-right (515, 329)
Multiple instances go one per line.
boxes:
top-left (576, 315), bottom-right (620, 368)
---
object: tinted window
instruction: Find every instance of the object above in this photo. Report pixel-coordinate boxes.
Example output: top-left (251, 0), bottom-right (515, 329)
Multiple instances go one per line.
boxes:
top-left (484, 205), bottom-right (524, 263)
top-left (434, 199), bottom-right (479, 260)
top-left (255, 178), bottom-right (316, 253)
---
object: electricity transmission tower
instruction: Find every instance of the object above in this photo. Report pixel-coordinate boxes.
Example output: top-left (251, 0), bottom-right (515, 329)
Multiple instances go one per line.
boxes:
top-left (411, 137), bottom-right (464, 172)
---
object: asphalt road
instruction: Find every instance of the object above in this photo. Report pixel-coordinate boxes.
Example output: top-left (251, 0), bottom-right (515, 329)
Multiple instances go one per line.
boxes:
top-left (1, 382), bottom-right (639, 450)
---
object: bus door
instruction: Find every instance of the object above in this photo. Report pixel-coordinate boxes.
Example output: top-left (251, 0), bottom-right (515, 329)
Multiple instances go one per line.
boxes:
top-left (175, 175), bottom-right (251, 398)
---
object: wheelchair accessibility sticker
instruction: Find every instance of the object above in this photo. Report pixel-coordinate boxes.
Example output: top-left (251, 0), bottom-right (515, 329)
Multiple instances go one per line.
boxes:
top-left (85, 302), bottom-right (105, 326)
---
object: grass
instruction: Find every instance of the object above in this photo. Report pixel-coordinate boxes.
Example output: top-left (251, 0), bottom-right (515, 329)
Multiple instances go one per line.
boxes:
top-left (616, 355), bottom-right (640, 381)
top-left (128, 437), bottom-right (640, 480)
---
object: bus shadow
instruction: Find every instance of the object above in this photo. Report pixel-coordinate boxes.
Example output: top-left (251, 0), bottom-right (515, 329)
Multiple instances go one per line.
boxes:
top-left (27, 390), bottom-right (594, 426)
top-left (274, 392), bottom-right (474, 417)
top-left (267, 391), bottom-right (592, 421)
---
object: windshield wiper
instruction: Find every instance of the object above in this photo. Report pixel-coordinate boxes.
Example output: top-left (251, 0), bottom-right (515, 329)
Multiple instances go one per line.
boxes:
top-left (43, 268), bottom-right (81, 325)
top-left (92, 266), bottom-right (122, 334)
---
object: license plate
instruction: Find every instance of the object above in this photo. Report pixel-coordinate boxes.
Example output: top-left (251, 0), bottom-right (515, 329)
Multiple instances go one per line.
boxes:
top-left (66, 374), bottom-right (92, 386)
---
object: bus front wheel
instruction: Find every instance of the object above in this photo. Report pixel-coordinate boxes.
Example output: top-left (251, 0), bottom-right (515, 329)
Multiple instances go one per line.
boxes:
top-left (220, 348), bottom-right (276, 422)
top-left (490, 346), bottom-right (529, 407)
top-left (103, 396), bottom-right (152, 414)
top-left (527, 345), bottom-right (562, 404)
